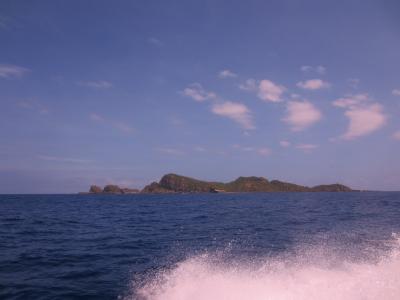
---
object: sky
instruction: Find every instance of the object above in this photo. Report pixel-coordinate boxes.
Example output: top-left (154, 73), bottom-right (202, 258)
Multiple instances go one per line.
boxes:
top-left (1, 0), bottom-right (400, 193)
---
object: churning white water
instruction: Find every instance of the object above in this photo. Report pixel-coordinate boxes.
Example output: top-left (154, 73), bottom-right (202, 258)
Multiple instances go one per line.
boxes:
top-left (131, 236), bottom-right (400, 300)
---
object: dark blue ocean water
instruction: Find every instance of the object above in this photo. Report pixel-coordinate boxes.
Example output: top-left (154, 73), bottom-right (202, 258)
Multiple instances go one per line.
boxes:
top-left (1, 192), bottom-right (400, 300)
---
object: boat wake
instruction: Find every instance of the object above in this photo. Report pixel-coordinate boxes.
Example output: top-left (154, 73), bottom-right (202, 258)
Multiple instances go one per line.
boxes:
top-left (129, 234), bottom-right (400, 300)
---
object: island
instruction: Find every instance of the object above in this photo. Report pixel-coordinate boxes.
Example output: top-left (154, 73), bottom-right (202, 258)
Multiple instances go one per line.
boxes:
top-left (79, 185), bottom-right (140, 195)
top-left (81, 173), bottom-right (354, 194)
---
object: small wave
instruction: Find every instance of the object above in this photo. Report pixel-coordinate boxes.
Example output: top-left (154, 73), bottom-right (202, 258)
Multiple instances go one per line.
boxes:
top-left (129, 234), bottom-right (400, 300)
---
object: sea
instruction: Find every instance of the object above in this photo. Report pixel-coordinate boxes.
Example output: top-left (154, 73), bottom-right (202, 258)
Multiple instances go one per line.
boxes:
top-left (1, 192), bottom-right (400, 300)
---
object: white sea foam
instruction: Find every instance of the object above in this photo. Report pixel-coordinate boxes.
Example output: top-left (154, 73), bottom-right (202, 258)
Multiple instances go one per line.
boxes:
top-left (130, 244), bottom-right (400, 300)
top-left (127, 234), bottom-right (400, 300)
top-left (130, 235), bottom-right (400, 300)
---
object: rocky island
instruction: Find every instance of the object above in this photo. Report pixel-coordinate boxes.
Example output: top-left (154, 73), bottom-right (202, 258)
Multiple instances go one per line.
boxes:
top-left (79, 185), bottom-right (140, 195)
top-left (82, 173), bottom-right (353, 194)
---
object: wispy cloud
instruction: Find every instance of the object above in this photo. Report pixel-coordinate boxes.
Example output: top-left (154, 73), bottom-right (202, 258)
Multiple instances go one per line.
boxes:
top-left (295, 144), bottom-right (319, 152)
top-left (233, 144), bottom-right (271, 156)
top-left (280, 140), bottom-right (291, 147)
top-left (393, 131), bottom-right (400, 140)
top-left (333, 94), bottom-right (387, 140)
top-left (113, 122), bottom-right (135, 133)
top-left (0, 15), bottom-right (9, 29)
top-left (89, 113), bottom-right (104, 122)
top-left (78, 80), bottom-right (113, 89)
top-left (182, 83), bottom-right (217, 102)
top-left (168, 116), bottom-right (184, 126)
top-left (194, 146), bottom-right (206, 152)
top-left (148, 37), bottom-right (163, 47)
top-left (257, 147), bottom-right (271, 156)
top-left (0, 64), bottom-right (30, 79)
top-left (297, 79), bottom-right (330, 90)
top-left (156, 147), bottom-right (185, 155)
top-left (283, 101), bottom-right (322, 131)
top-left (212, 101), bottom-right (255, 130)
top-left (301, 65), bottom-right (326, 74)
top-left (37, 155), bottom-right (93, 164)
top-left (218, 69), bottom-right (237, 79)
top-left (392, 89), bottom-right (400, 96)
top-left (348, 78), bottom-right (360, 89)
top-left (18, 100), bottom-right (49, 114)
top-left (239, 79), bottom-right (258, 92)
top-left (89, 113), bottom-right (135, 134)
top-left (258, 79), bottom-right (286, 102)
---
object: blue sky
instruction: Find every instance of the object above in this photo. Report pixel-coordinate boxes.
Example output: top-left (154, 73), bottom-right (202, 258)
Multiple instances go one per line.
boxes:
top-left (1, 0), bottom-right (400, 193)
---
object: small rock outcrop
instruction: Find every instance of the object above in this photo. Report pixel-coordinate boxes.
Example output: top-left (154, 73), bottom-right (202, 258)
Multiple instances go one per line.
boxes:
top-left (103, 185), bottom-right (123, 194)
top-left (89, 185), bottom-right (103, 194)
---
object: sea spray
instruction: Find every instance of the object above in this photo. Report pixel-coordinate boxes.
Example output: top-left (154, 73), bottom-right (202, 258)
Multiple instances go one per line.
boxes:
top-left (130, 234), bottom-right (400, 300)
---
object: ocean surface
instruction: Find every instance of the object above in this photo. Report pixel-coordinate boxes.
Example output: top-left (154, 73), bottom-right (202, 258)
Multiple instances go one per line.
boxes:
top-left (1, 192), bottom-right (400, 300)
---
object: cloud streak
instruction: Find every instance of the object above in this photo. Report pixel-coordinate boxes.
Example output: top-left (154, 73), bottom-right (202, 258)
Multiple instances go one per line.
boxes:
top-left (78, 80), bottom-right (113, 89)
top-left (301, 65), bottom-right (326, 74)
top-left (37, 155), bottom-right (93, 164)
top-left (295, 144), bottom-right (319, 152)
top-left (18, 100), bottom-right (49, 114)
top-left (90, 113), bottom-right (135, 134)
top-left (0, 64), bottom-right (30, 79)
top-left (156, 147), bottom-right (185, 155)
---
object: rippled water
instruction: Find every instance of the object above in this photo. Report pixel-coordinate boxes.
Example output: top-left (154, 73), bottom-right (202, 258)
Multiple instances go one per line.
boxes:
top-left (1, 192), bottom-right (400, 299)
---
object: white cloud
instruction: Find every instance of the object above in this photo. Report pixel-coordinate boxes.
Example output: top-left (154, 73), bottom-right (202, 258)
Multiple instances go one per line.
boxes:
top-left (218, 69), bottom-right (237, 79)
top-left (211, 101), bottom-right (255, 130)
top-left (182, 83), bottom-right (216, 102)
top-left (280, 140), bottom-right (291, 147)
top-left (342, 104), bottom-right (386, 140)
top-left (301, 65), bottom-right (326, 74)
top-left (393, 131), bottom-right (400, 140)
top-left (258, 79), bottom-right (286, 102)
top-left (78, 80), bottom-right (113, 89)
top-left (0, 64), bottom-right (30, 79)
top-left (295, 144), bottom-right (319, 152)
top-left (333, 94), bottom-right (387, 140)
top-left (392, 89), bottom-right (400, 96)
top-left (239, 79), bottom-right (258, 92)
top-left (283, 101), bottom-right (322, 131)
top-left (297, 79), bottom-right (330, 90)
